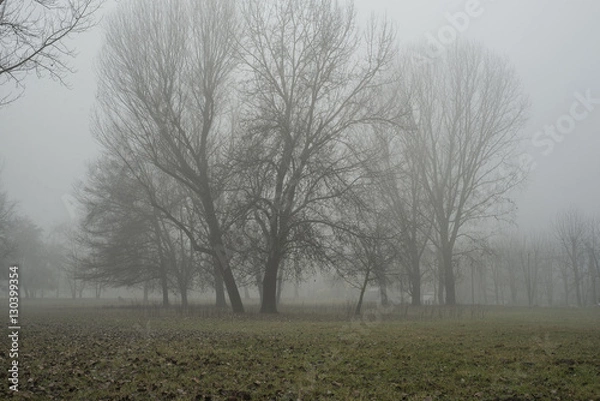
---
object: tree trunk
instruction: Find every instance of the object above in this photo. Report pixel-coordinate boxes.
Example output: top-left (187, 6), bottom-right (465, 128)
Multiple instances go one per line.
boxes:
top-left (151, 212), bottom-right (170, 308)
top-left (261, 252), bottom-right (280, 313)
top-left (561, 271), bottom-right (570, 306)
top-left (471, 260), bottom-right (476, 305)
top-left (276, 268), bottom-right (284, 306)
top-left (214, 262), bottom-right (227, 308)
top-left (480, 266), bottom-right (488, 305)
top-left (590, 251), bottom-right (598, 305)
top-left (201, 182), bottom-right (244, 314)
top-left (355, 270), bottom-right (370, 316)
top-left (180, 286), bottom-right (188, 311)
top-left (379, 281), bottom-right (389, 307)
top-left (443, 248), bottom-right (456, 305)
top-left (437, 251), bottom-right (444, 305)
top-left (256, 273), bottom-right (263, 304)
top-left (571, 243), bottom-right (582, 306)
top-left (213, 244), bottom-right (243, 313)
top-left (410, 258), bottom-right (421, 306)
top-left (411, 274), bottom-right (421, 306)
top-left (160, 267), bottom-right (169, 307)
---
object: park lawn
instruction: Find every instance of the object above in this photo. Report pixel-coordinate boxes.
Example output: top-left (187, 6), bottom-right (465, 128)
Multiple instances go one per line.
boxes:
top-left (2, 303), bottom-right (599, 400)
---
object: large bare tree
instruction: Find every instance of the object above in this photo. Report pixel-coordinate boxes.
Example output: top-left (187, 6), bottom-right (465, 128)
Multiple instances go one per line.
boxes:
top-left (0, 0), bottom-right (101, 106)
top-left (94, 0), bottom-right (245, 312)
top-left (237, 0), bottom-right (397, 313)
top-left (400, 41), bottom-right (529, 305)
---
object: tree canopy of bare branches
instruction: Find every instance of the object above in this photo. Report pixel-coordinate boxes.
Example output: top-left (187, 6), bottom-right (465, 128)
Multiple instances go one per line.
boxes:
top-left (399, 41), bottom-right (530, 305)
top-left (0, 0), bottom-right (101, 106)
top-left (236, 0), bottom-right (397, 313)
top-left (93, 0), bottom-right (245, 312)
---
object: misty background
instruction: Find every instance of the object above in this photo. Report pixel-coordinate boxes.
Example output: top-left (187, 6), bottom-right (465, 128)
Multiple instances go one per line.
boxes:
top-left (1, 0), bottom-right (598, 234)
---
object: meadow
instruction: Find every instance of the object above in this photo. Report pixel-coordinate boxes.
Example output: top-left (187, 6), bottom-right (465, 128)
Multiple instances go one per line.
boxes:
top-left (2, 300), bottom-right (599, 400)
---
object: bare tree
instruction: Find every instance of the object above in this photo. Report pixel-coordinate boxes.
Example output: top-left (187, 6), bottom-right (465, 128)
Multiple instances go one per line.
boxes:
top-left (554, 208), bottom-right (588, 307)
top-left (517, 234), bottom-right (544, 307)
top-left (93, 0), bottom-right (245, 312)
top-left (76, 156), bottom-right (172, 305)
top-left (50, 223), bottom-right (85, 299)
top-left (374, 129), bottom-right (432, 306)
top-left (237, 0), bottom-right (397, 313)
top-left (400, 41), bottom-right (529, 305)
top-left (0, 0), bottom-right (101, 106)
top-left (487, 246), bottom-right (506, 305)
top-left (329, 188), bottom-right (397, 316)
top-left (11, 216), bottom-right (51, 298)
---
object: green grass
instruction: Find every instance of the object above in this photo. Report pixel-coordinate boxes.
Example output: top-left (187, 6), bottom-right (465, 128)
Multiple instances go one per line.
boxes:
top-left (2, 302), bottom-right (599, 400)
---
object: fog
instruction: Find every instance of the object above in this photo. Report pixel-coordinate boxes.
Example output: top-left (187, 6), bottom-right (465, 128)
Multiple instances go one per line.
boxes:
top-left (1, 0), bottom-right (598, 232)
top-left (3, 3), bottom-right (600, 399)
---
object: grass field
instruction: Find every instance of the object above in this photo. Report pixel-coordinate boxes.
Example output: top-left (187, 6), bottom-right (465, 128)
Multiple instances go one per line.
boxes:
top-left (2, 300), bottom-right (599, 400)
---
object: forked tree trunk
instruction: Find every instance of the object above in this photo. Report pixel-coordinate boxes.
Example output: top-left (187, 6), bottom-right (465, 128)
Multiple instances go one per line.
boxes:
top-left (204, 204), bottom-right (244, 313)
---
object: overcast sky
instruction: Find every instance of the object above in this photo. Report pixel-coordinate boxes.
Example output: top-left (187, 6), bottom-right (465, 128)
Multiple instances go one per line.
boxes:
top-left (0, 0), bottom-right (598, 233)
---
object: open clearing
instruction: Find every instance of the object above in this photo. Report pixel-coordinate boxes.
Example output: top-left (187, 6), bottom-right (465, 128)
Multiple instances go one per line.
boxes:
top-left (2, 301), bottom-right (599, 400)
